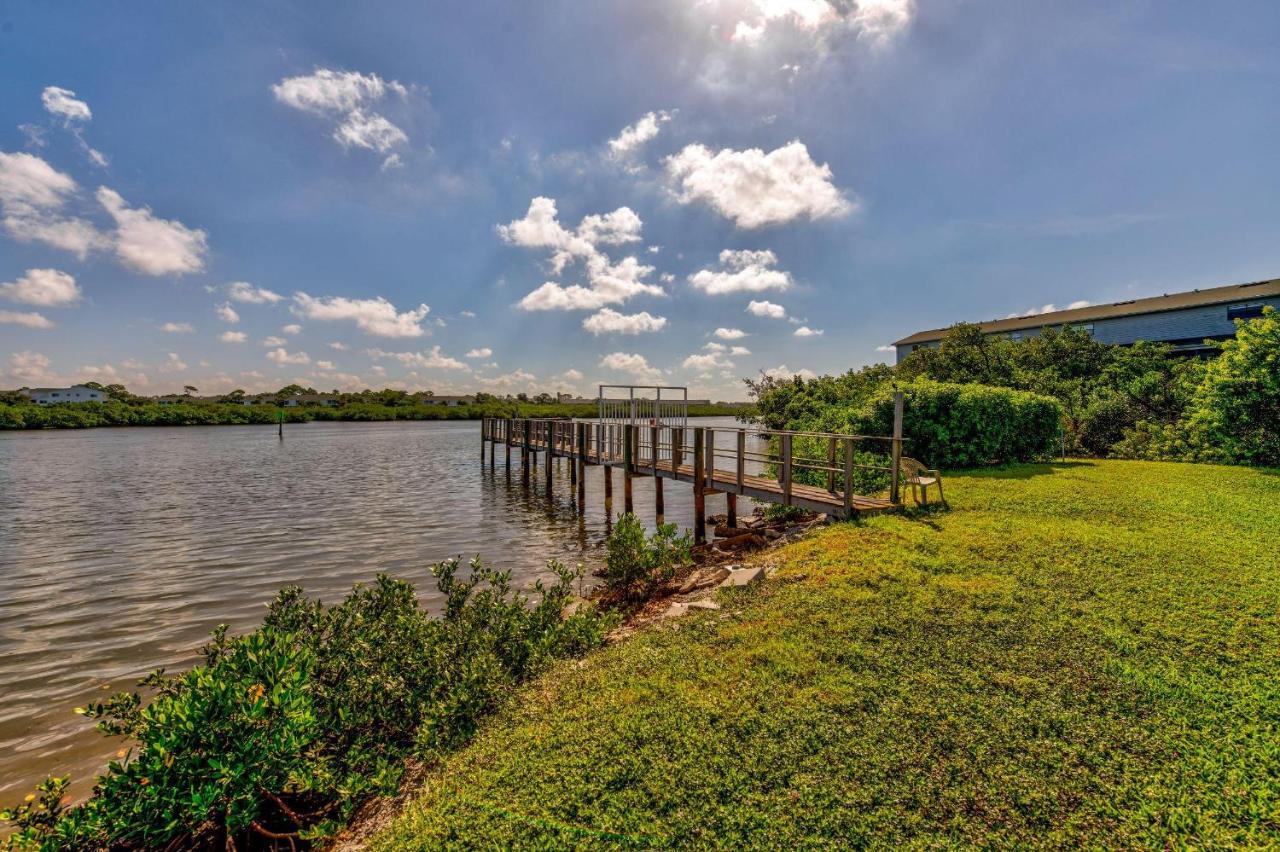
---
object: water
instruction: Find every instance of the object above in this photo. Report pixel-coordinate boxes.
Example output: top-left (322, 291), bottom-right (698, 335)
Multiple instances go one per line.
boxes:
top-left (0, 418), bottom-right (752, 803)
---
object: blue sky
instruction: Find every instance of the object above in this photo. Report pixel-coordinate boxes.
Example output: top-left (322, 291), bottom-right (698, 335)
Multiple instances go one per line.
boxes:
top-left (1, 1), bottom-right (1277, 399)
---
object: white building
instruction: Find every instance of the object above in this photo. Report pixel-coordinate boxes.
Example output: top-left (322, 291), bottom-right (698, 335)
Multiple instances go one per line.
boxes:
top-left (22, 385), bottom-right (108, 405)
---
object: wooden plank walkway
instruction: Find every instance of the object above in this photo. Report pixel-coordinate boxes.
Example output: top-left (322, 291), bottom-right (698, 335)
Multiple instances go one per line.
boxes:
top-left (481, 415), bottom-right (904, 543)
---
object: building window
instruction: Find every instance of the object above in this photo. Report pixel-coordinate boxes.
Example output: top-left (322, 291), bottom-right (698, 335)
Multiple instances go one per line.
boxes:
top-left (1066, 323), bottom-right (1094, 336)
top-left (1228, 303), bottom-right (1266, 321)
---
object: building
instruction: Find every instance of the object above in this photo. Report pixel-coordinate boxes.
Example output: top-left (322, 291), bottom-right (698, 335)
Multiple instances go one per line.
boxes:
top-left (418, 394), bottom-right (474, 406)
top-left (892, 278), bottom-right (1280, 362)
top-left (281, 394), bottom-right (339, 407)
top-left (21, 385), bottom-right (108, 404)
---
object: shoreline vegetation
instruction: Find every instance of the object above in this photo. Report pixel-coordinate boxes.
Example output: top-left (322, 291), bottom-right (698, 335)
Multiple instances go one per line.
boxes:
top-left (0, 394), bottom-right (752, 431)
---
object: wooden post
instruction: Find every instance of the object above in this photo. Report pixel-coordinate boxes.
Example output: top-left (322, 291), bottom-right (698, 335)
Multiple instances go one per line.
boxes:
top-left (654, 476), bottom-right (664, 524)
top-left (651, 423), bottom-right (659, 475)
top-left (705, 428), bottom-right (715, 492)
top-left (505, 419), bottom-right (512, 472)
top-left (736, 430), bottom-right (745, 493)
top-left (726, 492), bottom-right (737, 528)
top-left (843, 437), bottom-right (855, 518)
top-left (623, 424), bottom-right (634, 514)
top-left (693, 426), bottom-right (706, 545)
top-left (278, 409), bottom-right (283, 439)
top-left (577, 422), bottom-right (586, 507)
top-left (603, 464), bottom-right (613, 513)
top-left (489, 422), bottom-right (496, 469)
top-left (570, 423), bottom-right (578, 487)
top-left (672, 427), bottom-right (683, 473)
top-left (826, 436), bottom-right (837, 492)
top-left (890, 391), bottom-right (904, 505)
top-left (521, 420), bottom-right (530, 484)
top-left (545, 427), bottom-right (554, 498)
top-left (781, 433), bottom-right (793, 506)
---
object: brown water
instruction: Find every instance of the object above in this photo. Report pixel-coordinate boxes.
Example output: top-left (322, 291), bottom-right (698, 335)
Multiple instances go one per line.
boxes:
top-left (0, 418), bottom-right (752, 802)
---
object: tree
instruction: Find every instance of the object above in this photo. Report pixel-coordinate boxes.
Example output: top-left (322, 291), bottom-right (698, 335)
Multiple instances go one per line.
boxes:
top-left (183, 385), bottom-right (199, 397)
top-left (1185, 307), bottom-right (1280, 465)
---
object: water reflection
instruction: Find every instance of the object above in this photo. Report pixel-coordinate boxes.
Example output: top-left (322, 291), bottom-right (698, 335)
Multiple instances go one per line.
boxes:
top-left (0, 418), bottom-right (751, 801)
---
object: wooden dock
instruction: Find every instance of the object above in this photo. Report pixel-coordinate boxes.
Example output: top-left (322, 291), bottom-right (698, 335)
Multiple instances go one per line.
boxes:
top-left (481, 407), bottom-right (906, 543)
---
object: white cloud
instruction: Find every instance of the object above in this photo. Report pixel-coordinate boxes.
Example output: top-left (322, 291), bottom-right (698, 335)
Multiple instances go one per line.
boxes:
top-left (560, 368), bottom-right (584, 382)
top-left (0, 268), bottom-right (81, 306)
top-left (793, 326), bottom-right (823, 337)
top-left (281, 323), bottom-right (302, 335)
top-left (875, 344), bottom-right (895, 352)
top-left (0, 152), bottom-right (107, 258)
top-left (747, 299), bottom-right (787, 319)
top-left (500, 197), bottom-right (661, 311)
top-left (329, 341), bottom-right (349, 351)
top-left (271, 68), bottom-right (410, 157)
top-left (334, 109), bottom-right (407, 152)
top-left (459, 310), bottom-right (476, 318)
top-left (219, 330), bottom-right (248, 343)
top-left (730, 345), bottom-right (751, 356)
top-left (227, 282), bottom-right (283, 304)
top-left (465, 347), bottom-right (492, 358)
top-left (599, 352), bottom-right (662, 382)
top-left (292, 292), bottom-right (430, 338)
top-left (607, 110), bottom-right (672, 160)
top-left (369, 345), bottom-right (469, 371)
top-left (763, 364), bottom-right (817, 381)
top-left (266, 347), bottom-right (310, 365)
top-left (1005, 300), bottom-right (1093, 319)
top-left (97, 187), bottom-right (208, 276)
top-left (3, 350), bottom-right (57, 384)
top-left (261, 336), bottom-right (286, 347)
top-left (0, 310), bottom-right (53, 329)
top-left (315, 360), bottom-right (336, 371)
top-left (41, 86), bottom-right (92, 122)
top-left (161, 352), bottom-right (188, 372)
top-left (216, 303), bottom-right (240, 323)
top-left (713, 327), bottom-right (746, 340)
top-left (689, 249), bottom-right (792, 295)
top-left (666, 141), bottom-right (853, 229)
top-left (583, 308), bottom-right (667, 335)
top-left (726, 0), bottom-right (913, 48)
top-left (682, 341), bottom-right (737, 372)
top-left (160, 322), bottom-right (194, 333)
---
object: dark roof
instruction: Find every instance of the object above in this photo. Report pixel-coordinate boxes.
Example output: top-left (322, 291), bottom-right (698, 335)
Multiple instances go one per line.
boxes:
top-left (893, 278), bottom-right (1280, 347)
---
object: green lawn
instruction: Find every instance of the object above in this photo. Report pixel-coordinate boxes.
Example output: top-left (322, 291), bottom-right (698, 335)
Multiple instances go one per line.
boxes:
top-left (375, 460), bottom-right (1280, 849)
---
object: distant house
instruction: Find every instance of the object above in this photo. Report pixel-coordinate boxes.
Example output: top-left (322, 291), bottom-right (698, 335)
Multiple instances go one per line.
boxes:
top-left (892, 278), bottom-right (1280, 363)
top-left (281, 394), bottom-right (339, 407)
top-left (21, 385), bottom-right (108, 405)
top-left (419, 395), bottom-right (474, 407)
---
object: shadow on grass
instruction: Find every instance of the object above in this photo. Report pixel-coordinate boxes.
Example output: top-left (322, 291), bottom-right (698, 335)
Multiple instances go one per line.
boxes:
top-left (961, 461), bottom-right (1096, 480)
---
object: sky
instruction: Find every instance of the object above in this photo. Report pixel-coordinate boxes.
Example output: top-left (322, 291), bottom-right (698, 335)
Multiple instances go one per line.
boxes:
top-left (1, 1), bottom-right (1278, 400)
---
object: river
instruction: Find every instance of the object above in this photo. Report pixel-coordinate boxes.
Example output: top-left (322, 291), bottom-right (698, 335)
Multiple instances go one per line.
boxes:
top-left (0, 417), bottom-right (753, 803)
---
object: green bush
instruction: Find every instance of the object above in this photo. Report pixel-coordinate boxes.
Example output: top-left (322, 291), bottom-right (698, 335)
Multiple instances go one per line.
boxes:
top-left (809, 380), bottom-right (1062, 469)
top-left (3, 560), bottom-right (611, 849)
top-left (602, 514), bottom-right (693, 600)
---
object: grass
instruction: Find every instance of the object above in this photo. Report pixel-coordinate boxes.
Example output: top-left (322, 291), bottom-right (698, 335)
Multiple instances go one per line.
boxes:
top-left (373, 460), bottom-right (1280, 849)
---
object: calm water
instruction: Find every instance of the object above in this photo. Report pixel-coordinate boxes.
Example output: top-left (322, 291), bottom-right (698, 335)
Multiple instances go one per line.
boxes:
top-left (0, 418), bottom-right (752, 802)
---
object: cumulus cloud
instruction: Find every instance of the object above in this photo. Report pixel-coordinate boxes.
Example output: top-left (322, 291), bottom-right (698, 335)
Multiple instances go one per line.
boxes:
top-left (219, 330), bottom-right (247, 343)
top-left (666, 141), bottom-right (853, 229)
top-left (726, 0), bottom-right (913, 48)
top-left (713, 327), bottom-right (747, 340)
top-left (160, 322), bottom-right (194, 333)
top-left (730, 345), bottom-right (751, 356)
top-left (281, 323), bottom-right (302, 335)
top-left (689, 249), bottom-right (793, 295)
top-left (97, 187), bottom-right (208, 276)
top-left (0, 310), bottom-right (53, 329)
top-left (500, 197), bottom-right (663, 312)
top-left (315, 360), bottom-right (336, 371)
top-left (599, 351), bottom-right (662, 382)
top-left (329, 341), bottom-right (349, 351)
top-left (682, 341), bottom-right (739, 372)
top-left (875, 344), bottom-right (895, 352)
top-left (0, 268), bottom-right (81, 306)
top-left (763, 364), bottom-right (817, 381)
top-left (292, 292), bottom-right (430, 338)
top-left (2, 350), bottom-right (58, 384)
top-left (0, 151), bottom-right (108, 257)
top-left (582, 308), bottom-right (667, 335)
top-left (41, 86), bottom-right (92, 122)
top-left (215, 303), bottom-right (240, 324)
top-left (227, 282), bottom-right (283, 304)
top-left (368, 345), bottom-right (469, 371)
top-left (266, 347), bottom-right (310, 365)
top-left (161, 352), bottom-right (188, 372)
top-left (793, 325), bottom-right (823, 337)
top-left (465, 347), bottom-right (492, 358)
top-left (261, 336), bottom-right (287, 347)
top-left (607, 110), bottom-right (672, 160)
top-left (746, 299), bottom-right (787, 319)
top-left (1006, 300), bottom-right (1092, 318)
top-left (271, 68), bottom-right (410, 158)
